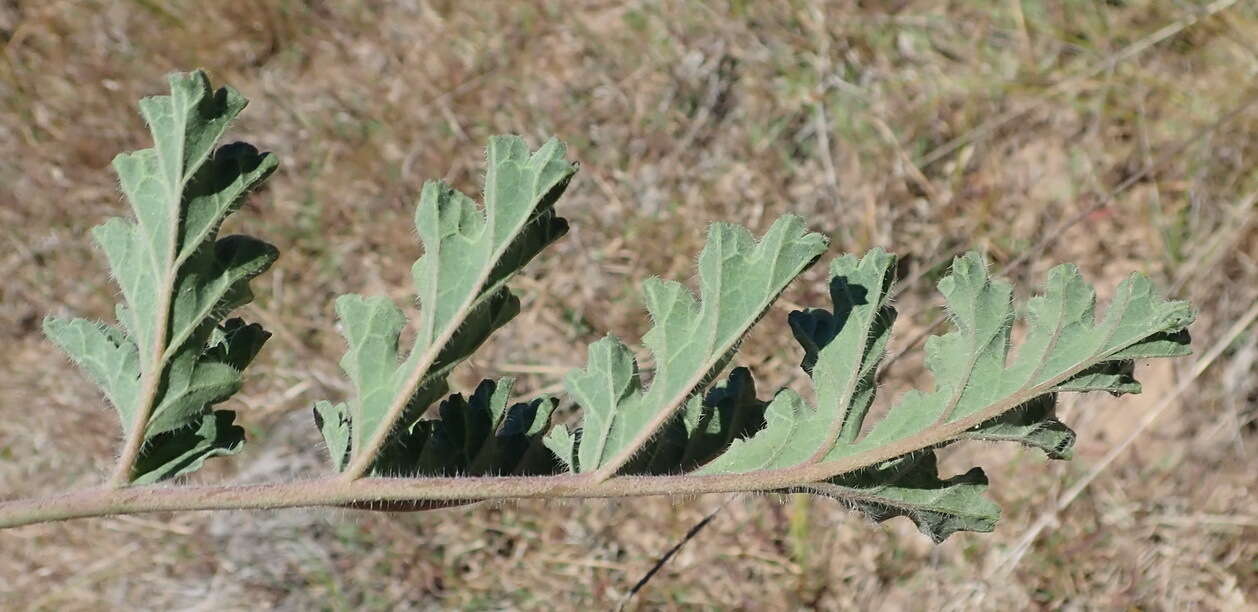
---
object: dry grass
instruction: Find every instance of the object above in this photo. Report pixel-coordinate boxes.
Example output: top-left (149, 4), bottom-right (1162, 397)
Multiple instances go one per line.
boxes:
top-left (2, 0), bottom-right (1257, 609)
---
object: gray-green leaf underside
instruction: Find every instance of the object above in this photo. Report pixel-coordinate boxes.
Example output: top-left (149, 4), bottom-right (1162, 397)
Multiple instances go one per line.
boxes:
top-left (316, 135), bottom-right (576, 476)
top-left (544, 215), bottom-right (828, 474)
top-left (547, 367), bottom-right (773, 475)
top-left (44, 71), bottom-right (276, 483)
top-left (31, 72), bottom-right (1200, 546)
top-left (697, 249), bottom-right (1193, 540)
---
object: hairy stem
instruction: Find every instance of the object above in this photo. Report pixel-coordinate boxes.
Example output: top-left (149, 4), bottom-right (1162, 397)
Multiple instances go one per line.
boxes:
top-left (2, 350), bottom-right (1107, 529)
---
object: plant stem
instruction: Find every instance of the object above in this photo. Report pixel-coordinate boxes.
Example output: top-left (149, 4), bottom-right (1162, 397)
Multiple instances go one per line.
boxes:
top-left (0, 471), bottom-right (759, 529)
top-left (0, 361), bottom-right (1089, 530)
top-left (5, 327), bottom-right (1159, 530)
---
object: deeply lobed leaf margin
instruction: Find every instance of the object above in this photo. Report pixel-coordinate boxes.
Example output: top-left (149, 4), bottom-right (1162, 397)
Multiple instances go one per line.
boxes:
top-left (44, 70), bottom-right (277, 484)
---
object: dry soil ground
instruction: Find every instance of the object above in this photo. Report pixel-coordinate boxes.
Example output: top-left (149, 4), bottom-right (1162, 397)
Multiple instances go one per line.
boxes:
top-left (1, 1), bottom-right (1256, 610)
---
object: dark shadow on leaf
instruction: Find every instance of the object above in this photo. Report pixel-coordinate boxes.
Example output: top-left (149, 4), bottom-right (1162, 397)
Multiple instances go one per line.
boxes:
top-left (789, 275), bottom-right (871, 375)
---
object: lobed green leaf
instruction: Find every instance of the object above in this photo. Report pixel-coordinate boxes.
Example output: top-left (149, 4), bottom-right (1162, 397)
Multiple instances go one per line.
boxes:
top-left (549, 215), bottom-right (828, 475)
top-left (44, 70), bottom-right (277, 483)
top-left (699, 250), bottom-right (1193, 540)
top-left (27, 72), bottom-right (1201, 543)
top-left (806, 452), bottom-right (1000, 543)
top-left (320, 135), bottom-right (577, 476)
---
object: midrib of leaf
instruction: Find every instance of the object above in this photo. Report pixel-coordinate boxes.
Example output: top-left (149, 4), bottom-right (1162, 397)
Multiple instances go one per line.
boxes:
top-left (159, 276), bottom-right (236, 365)
top-left (585, 352), bottom-right (624, 469)
top-left (933, 322), bottom-right (983, 426)
top-left (340, 182), bottom-right (547, 480)
top-left (933, 264), bottom-right (1087, 428)
top-left (590, 241), bottom-right (785, 481)
top-left (788, 315), bottom-right (1144, 486)
top-left (112, 90), bottom-right (194, 487)
top-left (1016, 278), bottom-right (1075, 391)
top-left (111, 79), bottom-right (247, 486)
top-left (827, 281), bottom-right (865, 446)
top-left (807, 278), bottom-right (884, 461)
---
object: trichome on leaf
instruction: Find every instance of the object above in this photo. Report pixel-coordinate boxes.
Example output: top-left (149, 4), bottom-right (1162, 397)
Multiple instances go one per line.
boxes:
top-left (12, 70), bottom-right (1195, 542)
top-left (44, 71), bottom-right (277, 485)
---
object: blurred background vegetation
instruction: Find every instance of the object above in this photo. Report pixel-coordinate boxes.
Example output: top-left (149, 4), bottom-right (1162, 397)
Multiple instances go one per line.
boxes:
top-left (1, 1), bottom-right (1256, 609)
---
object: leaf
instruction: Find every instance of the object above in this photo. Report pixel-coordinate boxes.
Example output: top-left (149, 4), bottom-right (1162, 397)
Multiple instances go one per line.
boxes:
top-left (806, 452), bottom-right (999, 543)
top-left (130, 410), bottom-right (246, 485)
top-left (18, 68), bottom-right (1206, 540)
top-left (322, 136), bottom-right (577, 475)
top-left (843, 257), bottom-right (1192, 459)
top-left (313, 401), bottom-right (352, 472)
top-left (625, 367), bottom-right (770, 475)
top-left (43, 318), bottom-right (141, 425)
top-left (333, 294), bottom-right (408, 457)
top-left (701, 250), bottom-right (1193, 539)
top-left (548, 215), bottom-right (828, 475)
top-left (698, 249), bottom-right (897, 473)
top-left (696, 389), bottom-right (811, 474)
top-left (363, 378), bottom-right (557, 477)
top-left (963, 395), bottom-right (1076, 460)
top-left (791, 250), bottom-right (898, 448)
top-left (43, 71), bottom-right (277, 483)
top-left (427, 378), bottom-right (556, 476)
top-left (106, 74), bottom-right (277, 368)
